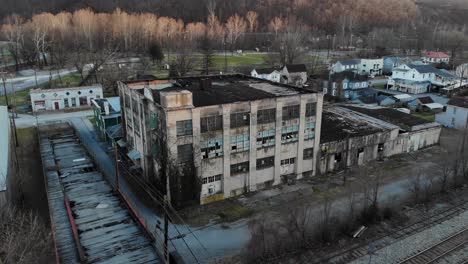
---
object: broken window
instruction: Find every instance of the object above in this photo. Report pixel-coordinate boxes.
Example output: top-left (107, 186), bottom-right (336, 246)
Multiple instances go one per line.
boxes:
top-left (335, 153), bottom-right (342, 163)
top-left (231, 161), bottom-right (249, 175)
top-left (201, 115), bottom-right (223, 133)
top-left (177, 144), bottom-right (193, 163)
top-left (230, 112), bottom-right (250, 128)
top-left (281, 157), bottom-right (295, 165)
top-left (303, 148), bottom-right (314, 160)
top-left (281, 122), bottom-right (299, 143)
top-left (378, 143), bottom-right (384, 152)
top-left (257, 129), bottom-right (276, 148)
top-left (304, 121), bottom-right (315, 140)
top-left (357, 148), bottom-right (364, 157)
top-left (231, 134), bottom-right (250, 153)
top-left (200, 138), bottom-right (223, 159)
top-left (256, 156), bottom-right (275, 170)
top-left (282, 105), bottom-right (300, 120)
top-left (176, 120), bottom-right (193, 136)
top-left (202, 174), bottom-right (222, 185)
top-left (257, 108), bottom-right (276, 124)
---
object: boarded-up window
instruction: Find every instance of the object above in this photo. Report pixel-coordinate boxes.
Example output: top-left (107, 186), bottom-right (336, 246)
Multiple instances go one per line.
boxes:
top-left (303, 148), bottom-right (314, 160)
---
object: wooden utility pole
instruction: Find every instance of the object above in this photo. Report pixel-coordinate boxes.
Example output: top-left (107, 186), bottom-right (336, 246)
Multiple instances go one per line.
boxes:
top-left (163, 195), bottom-right (170, 264)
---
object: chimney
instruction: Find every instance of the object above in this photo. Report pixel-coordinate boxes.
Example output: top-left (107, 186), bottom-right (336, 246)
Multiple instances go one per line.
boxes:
top-left (199, 78), bottom-right (212, 90)
top-left (104, 101), bottom-right (110, 115)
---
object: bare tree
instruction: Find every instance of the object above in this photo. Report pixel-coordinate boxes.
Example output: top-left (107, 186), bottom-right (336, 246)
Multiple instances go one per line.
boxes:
top-left (246, 11), bottom-right (258, 33)
top-left (225, 14), bottom-right (247, 52)
top-left (276, 26), bottom-right (306, 65)
top-left (1, 15), bottom-right (25, 71)
top-left (437, 161), bottom-right (452, 193)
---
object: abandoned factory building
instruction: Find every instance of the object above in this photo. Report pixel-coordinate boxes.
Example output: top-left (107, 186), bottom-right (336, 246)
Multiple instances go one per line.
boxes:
top-left (118, 75), bottom-right (323, 206)
top-left (319, 105), bottom-right (441, 174)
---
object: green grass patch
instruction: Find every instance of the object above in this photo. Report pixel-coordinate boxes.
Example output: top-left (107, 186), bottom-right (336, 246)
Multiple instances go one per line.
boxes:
top-left (0, 88), bottom-right (31, 107)
top-left (89, 117), bottom-right (96, 126)
top-left (216, 205), bottom-right (252, 223)
top-left (412, 112), bottom-right (435, 122)
top-left (373, 83), bottom-right (386, 89)
top-left (60, 73), bottom-right (82, 86)
top-left (17, 127), bottom-right (36, 142)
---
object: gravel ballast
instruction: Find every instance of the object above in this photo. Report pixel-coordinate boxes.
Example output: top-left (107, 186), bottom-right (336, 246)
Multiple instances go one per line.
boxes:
top-left (350, 210), bottom-right (468, 264)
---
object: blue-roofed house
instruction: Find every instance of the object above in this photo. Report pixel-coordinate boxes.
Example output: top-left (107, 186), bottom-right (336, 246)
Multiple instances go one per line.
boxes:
top-left (92, 97), bottom-right (122, 142)
top-left (389, 62), bottom-right (457, 94)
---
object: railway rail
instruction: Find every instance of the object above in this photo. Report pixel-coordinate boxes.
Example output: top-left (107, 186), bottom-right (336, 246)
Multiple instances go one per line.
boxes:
top-left (398, 227), bottom-right (468, 264)
top-left (312, 198), bottom-right (468, 264)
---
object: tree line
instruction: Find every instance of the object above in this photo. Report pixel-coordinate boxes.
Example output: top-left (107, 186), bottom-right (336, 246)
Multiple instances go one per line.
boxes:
top-left (1, 0), bottom-right (467, 72)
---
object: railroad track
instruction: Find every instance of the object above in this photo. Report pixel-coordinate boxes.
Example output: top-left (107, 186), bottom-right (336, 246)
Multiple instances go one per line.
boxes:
top-left (397, 227), bottom-right (468, 264)
top-left (312, 198), bottom-right (468, 264)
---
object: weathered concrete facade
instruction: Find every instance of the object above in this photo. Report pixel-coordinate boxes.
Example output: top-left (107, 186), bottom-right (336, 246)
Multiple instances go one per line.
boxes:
top-left (318, 106), bottom-right (441, 174)
top-left (119, 75), bottom-right (323, 206)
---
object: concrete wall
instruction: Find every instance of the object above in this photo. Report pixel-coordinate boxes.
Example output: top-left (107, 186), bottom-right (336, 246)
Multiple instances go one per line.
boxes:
top-left (30, 86), bottom-right (103, 112)
top-left (436, 105), bottom-right (468, 130)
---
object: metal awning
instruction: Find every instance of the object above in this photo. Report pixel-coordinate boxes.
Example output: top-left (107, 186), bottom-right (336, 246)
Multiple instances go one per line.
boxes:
top-left (127, 149), bottom-right (141, 160)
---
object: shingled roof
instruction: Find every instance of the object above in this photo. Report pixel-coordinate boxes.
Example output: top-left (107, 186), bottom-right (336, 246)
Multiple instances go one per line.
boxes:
top-left (447, 97), bottom-right (468, 109)
top-left (284, 64), bottom-right (307, 73)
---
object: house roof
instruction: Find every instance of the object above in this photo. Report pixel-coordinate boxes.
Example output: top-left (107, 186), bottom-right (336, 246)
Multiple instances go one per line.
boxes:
top-left (422, 103), bottom-right (444, 109)
top-left (339, 59), bottom-right (360, 66)
top-left (407, 63), bottom-right (455, 78)
top-left (254, 68), bottom-right (278, 74)
top-left (284, 64), bottom-right (307, 73)
top-left (320, 111), bottom-right (383, 143)
top-left (424, 52), bottom-right (450, 58)
top-left (330, 71), bottom-right (369, 82)
top-left (343, 105), bottom-right (433, 131)
top-left (417, 96), bottom-right (434, 104)
top-left (393, 94), bottom-right (413, 100)
top-left (447, 97), bottom-right (468, 109)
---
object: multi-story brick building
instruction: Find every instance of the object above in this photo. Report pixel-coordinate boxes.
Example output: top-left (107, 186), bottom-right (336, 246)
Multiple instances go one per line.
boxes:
top-left (118, 75), bottom-right (323, 206)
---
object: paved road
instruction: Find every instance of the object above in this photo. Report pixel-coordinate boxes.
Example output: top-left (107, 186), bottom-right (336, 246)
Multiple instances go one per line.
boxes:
top-left (1, 68), bottom-right (77, 95)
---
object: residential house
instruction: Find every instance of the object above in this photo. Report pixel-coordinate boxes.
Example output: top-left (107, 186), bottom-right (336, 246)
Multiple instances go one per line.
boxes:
top-left (281, 64), bottom-right (308, 86)
top-left (251, 68), bottom-right (281, 83)
top-left (30, 85), bottom-right (103, 112)
top-left (389, 63), bottom-right (457, 94)
top-left (359, 58), bottom-right (384, 76)
top-left (422, 52), bottom-right (450, 64)
top-left (436, 97), bottom-right (468, 129)
top-left (118, 75), bottom-right (323, 206)
top-left (383, 57), bottom-right (412, 75)
top-left (92, 97), bottom-right (122, 142)
top-left (323, 72), bottom-right (369, 100)
top-left (330, 59), bottom-right (360, 74)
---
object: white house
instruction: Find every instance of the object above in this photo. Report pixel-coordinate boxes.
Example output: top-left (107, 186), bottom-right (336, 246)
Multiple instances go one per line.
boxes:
top-left (422, 52), bottom-right (450, 64)
top-left (251, 68), bottom-right (281, 83)
top-left (330, 59), bottom-right (360, 74)
top-left (358, 58), bottom-right (384, 76)
top-left (389, 63), bottom-right (457, 94)
top-left (436, 97), bottom-right (468, 129)
top-left (30, 85), bottom-right (103, 112)
top-left (281, 64), bottom-right (308, 86)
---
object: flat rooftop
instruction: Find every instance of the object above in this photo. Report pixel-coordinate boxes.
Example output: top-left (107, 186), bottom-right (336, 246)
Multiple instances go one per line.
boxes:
top-left (321, 111), bottom-right (384, 143)
top-left (128, 75), bottom-right (313, 107)
top-left (343, 105), bottom-right (432, 131)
